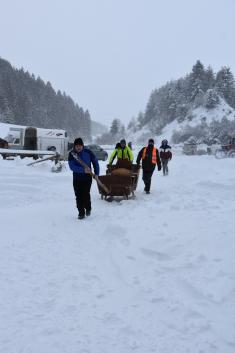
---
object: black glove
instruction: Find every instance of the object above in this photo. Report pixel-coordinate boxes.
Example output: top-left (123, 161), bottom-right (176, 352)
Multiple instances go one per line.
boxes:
top-left (158, 166), bottom-right (161, 171)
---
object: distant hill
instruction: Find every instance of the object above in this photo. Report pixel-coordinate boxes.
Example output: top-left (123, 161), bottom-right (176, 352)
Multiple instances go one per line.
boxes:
top-left (91, 120), bottom-right (108, 137)
top-left (0, 57), bottom-right (92, 139)
top-left (127, 60), bottom-right (235, 144)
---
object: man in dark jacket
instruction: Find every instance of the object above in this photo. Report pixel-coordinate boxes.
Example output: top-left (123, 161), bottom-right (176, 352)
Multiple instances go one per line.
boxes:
top-left (68, 138), bottom-right (100, 219)
top-left (159, 139), bottom-right (172, 176)
top-left (136, 138), bottom-right (161, 194)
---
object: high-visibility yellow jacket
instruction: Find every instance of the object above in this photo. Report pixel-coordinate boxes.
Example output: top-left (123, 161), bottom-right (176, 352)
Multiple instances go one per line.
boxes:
top-left (109, 146), bottom-right (133, 164)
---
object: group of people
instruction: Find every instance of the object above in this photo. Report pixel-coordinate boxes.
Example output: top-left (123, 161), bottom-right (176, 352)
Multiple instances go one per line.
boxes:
top-left (68, 137), bottom-right (172, 219)
top-left (108, 138), bottom-right (172, 193)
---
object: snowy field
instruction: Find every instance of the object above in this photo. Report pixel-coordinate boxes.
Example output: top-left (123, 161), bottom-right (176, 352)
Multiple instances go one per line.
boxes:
top-left (0, 153), bottom-right (235, 353)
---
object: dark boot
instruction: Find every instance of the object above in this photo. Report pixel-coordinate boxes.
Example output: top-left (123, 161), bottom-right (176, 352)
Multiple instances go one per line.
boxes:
top-left (78, 213), bottom-right (85, 220)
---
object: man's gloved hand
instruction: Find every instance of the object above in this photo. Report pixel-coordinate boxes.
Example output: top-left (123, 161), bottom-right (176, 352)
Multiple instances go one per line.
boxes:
top-left (158, 166), bottom-right (161, 171)
top-left (85, 167), bottom-right (91, 174)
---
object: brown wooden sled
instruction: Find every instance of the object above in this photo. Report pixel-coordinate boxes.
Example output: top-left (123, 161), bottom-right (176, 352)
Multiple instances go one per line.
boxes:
top-left (98, 161), bottom-right (140, 201)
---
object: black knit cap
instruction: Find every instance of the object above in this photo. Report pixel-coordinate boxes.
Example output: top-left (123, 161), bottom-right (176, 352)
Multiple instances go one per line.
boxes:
top-left (74, 137), bottom-right (84, 146)
top-left (148, 138), bottom-right (154, 145)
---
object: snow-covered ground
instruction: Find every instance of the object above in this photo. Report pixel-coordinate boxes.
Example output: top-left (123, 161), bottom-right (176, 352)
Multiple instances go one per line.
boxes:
top-left (0, 153), bottom-right (235, 353)
top-left (156, 97), bottom-right (235, 143)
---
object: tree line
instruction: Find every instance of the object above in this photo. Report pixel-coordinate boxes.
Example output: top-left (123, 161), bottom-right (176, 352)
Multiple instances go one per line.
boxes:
top-left (0, 57), bottom-right (91, 139)
top-left (128, 60), bottom-right (235, 144)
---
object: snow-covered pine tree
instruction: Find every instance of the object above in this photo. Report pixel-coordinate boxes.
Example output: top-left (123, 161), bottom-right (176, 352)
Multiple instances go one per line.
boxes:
top-left (204, 89), bottom-right (219, 109)
top-left (215, 67), bottom-right (235, 108)
top-left (204, 66), bottom-right (215, 91)
top-left (188, 60), bottom-right (206, 105)
top-left (110, 118), bottom-right (121, 136)
top-left (83, 110), bottom-right (92, 141)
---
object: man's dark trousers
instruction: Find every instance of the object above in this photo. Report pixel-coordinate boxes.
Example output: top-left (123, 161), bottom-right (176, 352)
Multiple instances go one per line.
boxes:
top-left (142, 170), bottom-right (154, 192)
top-left (73, 176), bottom-right (92, 216)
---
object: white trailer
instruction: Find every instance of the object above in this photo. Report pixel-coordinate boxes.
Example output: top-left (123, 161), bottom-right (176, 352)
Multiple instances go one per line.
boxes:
top-left (4, 125), bottom-right (70, 159)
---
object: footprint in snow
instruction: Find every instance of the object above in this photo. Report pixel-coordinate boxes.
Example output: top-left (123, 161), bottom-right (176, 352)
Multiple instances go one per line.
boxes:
top-left (140, 247), bottom-right (172, 261)
top-left (102, 225), bottom-right (130, 246)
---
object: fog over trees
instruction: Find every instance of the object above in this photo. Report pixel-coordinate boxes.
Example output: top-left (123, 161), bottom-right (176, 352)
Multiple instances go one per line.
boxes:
top-left (125, 60), bottom-right (235, 144)
top-left (0, 57), bottom-right (92, 139)
top-left (1, 57), bottom-right (235, 144)
top-left (98, 61), bottom-right (235, 145)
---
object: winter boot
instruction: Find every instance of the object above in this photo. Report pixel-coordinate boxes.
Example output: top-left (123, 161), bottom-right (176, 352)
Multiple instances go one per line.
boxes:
top-left (86, 210), bottom-right (91, 217)
top-left (78, 213), bottom-right (85, 220)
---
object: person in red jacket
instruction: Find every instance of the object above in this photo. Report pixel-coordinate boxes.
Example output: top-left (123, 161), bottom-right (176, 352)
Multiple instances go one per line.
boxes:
top-left (136, 138), bottom-right (161, 194)
top-left (159, 139), bottom-right (172, 176)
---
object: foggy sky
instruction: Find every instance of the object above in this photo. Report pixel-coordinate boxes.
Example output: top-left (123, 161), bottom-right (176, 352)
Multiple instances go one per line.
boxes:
top-left (1, 0), bottom-right (235, 127)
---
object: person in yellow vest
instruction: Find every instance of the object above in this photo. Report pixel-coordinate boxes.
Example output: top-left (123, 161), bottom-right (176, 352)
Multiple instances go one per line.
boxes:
top-left (136, 138), bottom-right (161, 194)
top-left (109, 139), bottom-right (133, 165)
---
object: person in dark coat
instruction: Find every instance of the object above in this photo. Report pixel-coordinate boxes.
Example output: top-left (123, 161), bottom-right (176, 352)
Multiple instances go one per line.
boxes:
top-left (159, 139), bottom-right (172, 176)
top-left (0, 138), bottom-right (8, 159)
top-left (136, 138), bottom-right (161, 194)
top-left (68, 138), bottom-right (100, 219)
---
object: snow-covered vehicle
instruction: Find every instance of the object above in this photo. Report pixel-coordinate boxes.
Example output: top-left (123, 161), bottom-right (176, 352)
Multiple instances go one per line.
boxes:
top-left (215, 137), bottom-right (235, 159)
top-left (85, 144), bottom-right (108, 161)
top-left (182, 142), bottom-right (197, 155)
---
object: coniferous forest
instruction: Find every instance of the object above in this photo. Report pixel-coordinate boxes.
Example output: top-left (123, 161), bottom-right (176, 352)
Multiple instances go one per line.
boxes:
top-left (0, 57), bottom-right (91, 139)
top-left (128, 60), bottom-right (235, 143)
top-left (96, 61), bottom-right (235, 144)
top-left (1, 57), bottom-right (235, 144)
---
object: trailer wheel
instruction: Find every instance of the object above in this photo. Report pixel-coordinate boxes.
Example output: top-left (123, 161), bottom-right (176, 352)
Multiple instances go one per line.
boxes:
top-left (47, 146), bottom-right (56, 151)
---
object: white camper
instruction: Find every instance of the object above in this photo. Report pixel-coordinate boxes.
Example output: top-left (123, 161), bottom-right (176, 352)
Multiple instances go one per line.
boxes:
top-left (5, 125), bottom-right (70, 159)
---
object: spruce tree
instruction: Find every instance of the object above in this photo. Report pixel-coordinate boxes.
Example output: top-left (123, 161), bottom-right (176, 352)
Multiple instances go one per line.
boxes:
top-left (204, 89), bottom-right (219, 109)
top-left (189, 60), bottom-right (206, 103)
top-left (110, 119), bottom-right (121, 136)
top-left (215, 67), bottom-right (235, 108)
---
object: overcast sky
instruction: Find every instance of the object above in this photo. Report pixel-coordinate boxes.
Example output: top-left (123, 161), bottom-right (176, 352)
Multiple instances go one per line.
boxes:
top-left (1, 0), bottom-right (235, 127)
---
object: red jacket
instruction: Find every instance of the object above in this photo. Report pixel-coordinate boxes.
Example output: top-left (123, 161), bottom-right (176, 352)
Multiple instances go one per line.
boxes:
top-left (160, 145), bottom-right (172, 160)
